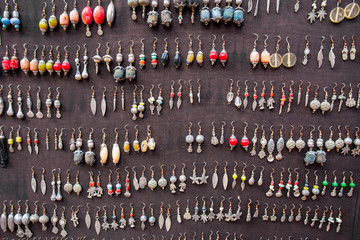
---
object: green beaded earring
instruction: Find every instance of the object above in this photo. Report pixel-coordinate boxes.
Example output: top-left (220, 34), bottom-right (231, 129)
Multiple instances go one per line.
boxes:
top-left (347, 171), bottom-right (355, 197)
top-left (338, 171), bottom-right (347, 197)
top-left (330, 170), bottom-right (338, 197)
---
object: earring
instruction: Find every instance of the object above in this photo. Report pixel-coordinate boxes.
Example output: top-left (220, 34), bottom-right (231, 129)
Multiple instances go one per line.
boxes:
top-left (73, 171), bottom-right (82, 196)
top-left (325, 126), bottom-right (335, 152)
top-left (126, 41), bottom-right (136, 81)
top-left (212, 161), bottom-right (219, 189)
top-left (20, 43), bottom-right (30, 74)
top-left (260, 35), bottom-right (270, 68)
top-left (270, 204), bottom-right (277, 222)
top-left (331, 170), bottom-right (340, 197)
top-left (84, 204), bottom-right (91, 229)
top-left (197, 80), bottom-right (201, 102)
top-left (231, 161), bottom-right (238, 189)
top-left (112, 42), bottom-right (125, 81)
top-left (258, 125), bottom-right (267, 159)
top-left (39, 2), bottom-right (48, 34)
top-left (81, 0), bottom-right (94, 37)
top-left (87, 172), bottom-right (96, 198)
top-left (338, 171), bottom-right (347, 197)
top-left (84, 128), bottom-right (95, 166)
top-left (232, 80), bottom-right (241, 108)
top-left (73, 45), bottom-right (82, 80)
top-left (250, 33), bottom-right (259, 68)
top-left (317, 0), bottom-right (327, 20)
top-left (123, 125), bottom-right (130, 154)
top-left (45, 45), bottom-right (54, 75)
top-left (304, 206), bottom-right (311, 225)
top-left (276, 125), bottom-right (285, 160)
top-left (295, 204), bottom-right (302, 222)
top-left (16, 85), bottom-right (24, 119)
top-left (319, 206), bottom-right (328, 229)
top-left (51, 169), bottom-right (57, 201)
top-left (94, 0), bottom-right (105, 35)
top-left (189, 80), bottom-right (194, 104)
top-left (139, 38), bottom-right (145, 69)
top-left (101, 206), bottom-right (110, 231)
top-left (174, 38), bottom-right (181, 68)
top-left (308, 0), bottom-right (317, 23)
top-left (148, 165), bottom-right (158, 191)
top-left (186, 35), bottom-right (195, 65)
top-left (107, 170), bottom-right (114, 196)
top-left (62, 46), bottom-right (71, 75)
top-left (208, 197), bottom-right (215, 221)
top-left (118, 203), bottom-right (126, 228)
top-left (329, 36), bottom-right (335, 68)
top-left (348, 35), bottom-right (357, 61)
top-left (252, 82), bottom-right (258, 111)
top-left (121, 86), bottom-right (125, 111)
top-left (267, 126), bottom-right (275, 162)
top-left (26, 127), bottom-right (32, 155)
top-left (250, 124), bottom-right (259, 156)
top-left (266, 168), bottom-right (275, 197)
top-left (227, 79), bottom-right (234, 104)
top-left (179, 163), bottom-right (187, 192)
top-left (240, 163), bottom-right (247, 191)
top-left (53, 46), bottom-right (62, 76)
top-left (304, 125), bottom-right (316, 166)
top-left (295, 125), bottom-right (306, 152)
top-left (330, 0), bottom-right (345, 23)
top-left (114, 168), bottom-right (122, 195)
top-left (279, 83), bottom-right (286, 115)
top-left (310, 205), bottom-right (320, 227)
top-left (229, 121), bottom-right (238, 150)
top-left (262, 203), bottom-right (269, 221)
top-left (148, 84), bottom-right (155, 114)
top-left (211, 122), bottom-right (219, 146)
top-left (352, 127), bottom-right (360, 156)
top-left (50, 204), bottom-right (59, 234)
top-left (2, 45), bottom-right (11, 74)
top-left (92, 43), bottom-right (102, 75)
top-left (311, 170), bottom-right (320, 200)
top-left (100, 128), bottom-right (109, 166)
top-left (96, 171), bottom-right (103, 197)
top-left (220, 35), bottom-right (228, 67)
top-left (346, 83), bottom-right (357, 108)
top-left (101, 43), bottom-right (112, 73)
top-left (211, 0), bottom-right (222, 23)
top-left (258, 81), bottom-right (266, 110)
top-left (234, 0), bottom-right (245, 25)
top-left (93, 206), bottom-right (101, 235)
top-left (199, 162), bottom-right (209, 185)
top-left (341, 35), bottom-right (349, 61)
top-left (156, 83), bottom-right (163, 115)
top-left (6, 84), bottom-right (14, 117)
top-left (191, 196), bottom-right (200, 222)
top-left (160, 38), bottom-right (170, 66)
top-left (15, 125), bottom-right (22, 151)
top-left (69, 0), bottom-right (79, 28)
top-left (39, 203), bottom-right (49, 231)
top-left (316, 126), bottom-right (327, 165)
top-left (48, 0), bottom-right (58, 31)
top-left (170, 164), bottom-right (177, 193)
top-left (310, 84), bottom-right (320, 113)
top-left (131, 85), bottom-right (139, 120)
top-left (275, 167), bottom-right (285, 198)
top-left (282, 37), bottom-right (297, 68)
top-left (285, 168), bottom-right (292, 197)
top-left (30, 166), bottom-right (37, 193)
top-left (326, 206), bottom-right (334, 232)
top-left (195, 35), bottom-right (204, 66)
top-left (45, 87), bottom-right (52, 119)
top-left (243, 80), bottom-right (249, 109)
top-left (216, 196), bottom-right (225, 221)
top-left (335, 125), bottom-right (345, 152)
top-left (280, 204), bottom-right (287, 223)
top-left (200, 197), bottom-right (208, 223)
top-left (56, 169), bottom-right (63, 201)
top-left (338, 83), bottom-right (346, 112)
top-left (124, 166), bottom-right (131, 197)
top-left (158, 165), bottom-right (168, 190)
top-left (287, 81), bottom-right (294, 113)
top-left (64, 169), bottom-right (73, 195)
top-left (248, 165), bottom-right (256, 185)
top-left (270, 35), bottom-right (282, 68)
top-left (133, 125), bottom-right (140, 153)
top-left (301, 35), bottom-right (311, 65)
top-left (286, 125), bottom-right (296, 152)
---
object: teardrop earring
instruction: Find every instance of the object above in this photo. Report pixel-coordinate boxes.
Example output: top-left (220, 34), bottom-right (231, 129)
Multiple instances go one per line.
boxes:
top-left (250, 33), bottom-right (259, 68)
top-left (101, 87), bottom-right (107, 117)
top-left (174, 38), bottom-right (181, 69)
top-left (94, 0), bottom-right (105, 36)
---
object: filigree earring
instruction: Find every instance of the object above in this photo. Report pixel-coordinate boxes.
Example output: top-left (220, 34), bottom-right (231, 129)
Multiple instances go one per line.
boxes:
top-left (148, 165), bottom-right (157, 191)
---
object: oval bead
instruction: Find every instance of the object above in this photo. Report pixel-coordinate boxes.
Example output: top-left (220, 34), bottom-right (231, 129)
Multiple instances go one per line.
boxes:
top-left (93, 6), bottom-right (105, 24)
top-left (173, 53), bottom-right (181, 68)
top-left (60, 12), bottom-right (70, 30)
top-left (81, 6), bottom-right (94, 25)
top-left (100, 144), bottom-right (108, 165)
top-left (161, 52), bottom-right (169, 66)
top-left (112, 143), bottom-right (120, 165)
top-left (70, 8), bottom-right (80, 27)
top-left (48, 15), bottom-right (58, 29)
top-left (39, 18), bottom-right (48, 34)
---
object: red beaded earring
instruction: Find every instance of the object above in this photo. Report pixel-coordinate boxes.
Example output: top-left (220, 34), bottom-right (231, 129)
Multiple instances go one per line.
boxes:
top-left (209, 35), bottom-right (218, 65)
top-left (240, 122), bottom-right (250, 151)
top-left (219, 35), bottom-right (228, 67)
top-left (229, 121), bottom-right (238, 150)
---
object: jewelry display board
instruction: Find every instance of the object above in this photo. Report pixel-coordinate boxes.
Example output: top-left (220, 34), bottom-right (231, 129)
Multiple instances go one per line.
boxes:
top-left (0, 0), bottom-right (359, 239)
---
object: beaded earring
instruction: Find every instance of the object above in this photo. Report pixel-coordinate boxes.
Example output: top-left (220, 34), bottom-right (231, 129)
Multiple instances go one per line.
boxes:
top-left (39, 3), bottom-right (49, 34)
top-left (229, 121), bottom-right (238, 150)
top-left (223, 1), bottom-right (234, 24)
top-left (48, 0), bottom-right (58, 31)
top-left (269, 35), bottom-right (282, 69)
top-left (250, 33), bottom-right (259, 68)
top-left (266, 168), bottom-right (275, 197)
top-left (84, 128), bottom-right (95, 166)
top-left (70, 0), bottom-right (79, 28)
top-left (174, 38), bottom-right (181, 69)
top-left (126, 40), bottom-right (137, 81)
top-left (60, 0), bottom-right (69, 31)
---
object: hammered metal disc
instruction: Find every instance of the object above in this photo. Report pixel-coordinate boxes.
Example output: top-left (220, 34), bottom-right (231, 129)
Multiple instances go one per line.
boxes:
top-left (329, 7), bottom-right (345, 23)
top-left (282, 53), bottom-right (297, 68)
top-left (269, 53), bottom-right (282, 68)
top-left (344, 3), bottom-right (360, 19)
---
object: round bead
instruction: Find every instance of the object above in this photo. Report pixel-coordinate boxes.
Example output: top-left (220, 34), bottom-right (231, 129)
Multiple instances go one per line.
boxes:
top-left (332, 182), bottom-right (338, 187)
top-left (196, 134), bottom-right (204, 143)
top-left (340, 182), bottom-right (347, 188)
top-left (186, 134), bottom-right (194, 143)
top-left (232, 173), bottom-right (238, 179)
top-left (179, 174), bottom-right (186, 182)
top-left (240, 138), bottom-right (249, 147)
top-left (241, 175), bottom-right (246, 181)
top-left (322, 181), bottom-right (328, 186)
top-left (349, 182), bottom-right (356, 188)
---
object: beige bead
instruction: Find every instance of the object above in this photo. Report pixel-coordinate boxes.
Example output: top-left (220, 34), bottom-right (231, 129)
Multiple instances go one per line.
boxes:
top-left (100, 143), bottom-right (108, 165)
top-left (112, 143), bottom-right (120, 165)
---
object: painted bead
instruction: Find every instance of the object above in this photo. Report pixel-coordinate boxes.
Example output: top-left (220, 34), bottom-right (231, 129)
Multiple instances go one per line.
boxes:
top-left (46, 60), bottom-right (54, 75)
top-left (39, 18), bottom-right (48, 35)
top-left (10, 57), bottom-right (19, 70)
top-left (186, 50), bottom-right (194, 65)
top-left (20, 57), bottom-right (30, 74)
top-left (123, 141), bottom-right (130, 153)
top-left (133, 140), bottom-right (140, 152)
top-left (48, 15), bottom-right (58, 30)
top-left (161, 50), bottom-right (169, 66)
top-left (81, 6), bottom-right (94, 25)
top-left (60, 11), bottom-right (70, 31)
top-left (38, 59), bottom-right (46, 75)
top-left (196, 51), bottom-right (204, 66)
top-left (70, 8), bottom-right (80, 28)
top-left (211, 6), bottom-right (222, 23)
top-left (233, 7), bottom-right (245, 26)
top-left (30, 59), bottom-right (39, 76)
top-left (93, 5), bottom-right (105, 25)
top-left (223, 6), bottom-right (234, 24)
top-left (261, 49), bottom-right (270, 68)
top-left (250, 49), bottom-right (259, 68)
top-left (2, 57), bottom-right (10, 73)
top-left (200, 7), bottom-right (211, 25)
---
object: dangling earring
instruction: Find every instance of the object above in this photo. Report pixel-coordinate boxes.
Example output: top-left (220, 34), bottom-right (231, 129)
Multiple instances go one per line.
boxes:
top-left (92, 43), bottom-right (102, 75)
top-left (346, 83), bottom-right (357, 108)
top-left (196, 122), bottom-right (204, 153)
top-left (280, 204), bottom-right (287, 223)
top-left (231, 161), bottom-right (238, 189)
top-left (45, 87), bottom-right (52, 119)
top-left (296, 80), bottom-right (303, 105)
top-left (341, 125), bottom-right (353, 155)
top-left (275, 167), bottom-right (285, 198)
top-left (325, 126), bottom-right (335, 152)
top-left (276, 124), bottom-right (284, 160)
top-left (30, 45), bottom-right (39, 76)
top-left (10, 0), bottom-right (20, 30)
top-left (156, 83), bottom-right (163, 115)
top-left (113, 41), bottom-right (125, 82)
top-left (304, 81), bottom-right (311, 108)
top-left (310, 84), bottom-right (320, 113)
top-left (318, 206), bottom-right (328, 229)
top-left (158, 165), bottom-right (168, 190)
top-left (60, 0), bottom-right (69, 31)
top-left (243, 80), bottom-right (249, 109)
top-left (320, 87), bottom-right (330, 114)
top-left (124, 166), bottom-right (131, 197)
top-left (304, 125), bottom-right (316, 165)
top-left (101, 206), bottom-right (110, 231)
top-left (234, 80), bottom-right (242, 108)
top-left (335, 125), bottom-right (345, 152)
top-left (329, 0), bottom-right (345, 23)
top-left (148, 165), bottom-right (158, 191)
top-left (174, 38), bottom-right (181, 68)
top-left (282, 37), bottom-right (297, 68)
top-left (250, 33), bottom-right (259, 68)
top-left (258, 125), bottom-right (267, 159)
top-left (326, 206), bottom-right (334, 232)
top-left (90, 86), bottom-right (96, 116)
top-left (64, 169), bottom-right (73, 194)
top-left (16, 85), bottom-right (24, 119)
top-left (101, 87), bottom-right (107, 117)
top-left (200, 0), bottom-right (211, 25)
top-left (123, 125), bottom-right (130, 154)
top-left (350, 35), bottom-right (356, 60)
top-left (150, 37), bottom-right (158, 68)
top-left (265, 168), bottom-right (275, 197)
top-left (54, 46), bottom-right (62, 76)
top-left (262, 203), bottom-right (269, 221)
top-left (100, 128), bottom-right (109, 166)
top-left (179, 163), bottom-right (187, 192)
top-left (317, 36), bottom-right (325, 68)
top-left (160, 0), bottom-right (172, 26)
top-left (227, 79), bottom-right (234, 104)
top-left (347, 171), bottom-right (355, 197)
top-left (40, 167), bottom-right (46, 195)
top-left (286, 125), bottom-right (295, 152)
top-left (240, 122), bottom-right (249, 151)
top-left (148, 84), bottom-right (155, 114)
top-left (304, 206), bottom-right (311, 225)
top-left (39, 203), bottom-right (50, 231)
top-left (219, 35), bottom-right (228, 67)
top-left (56, 169), bottom-right (63, 201)
top-left (279, 83), bottom-right (286, 115)
top-left (196, 35), bottom-right (204, 66)
top-left (82, 44), bottom-right (89, 79)
top-left (286, 81), bottom-right (294, 113)
top-left (126, 40), bottom-right (137, 81)
top-left (211, 121), bottom-right (219, 146)
top-left (94, 0), bottom-right (105, 36)
top-left (342, 35), bottom-right (348, 61)
top-left (267, 126), bottom-right (275, 162)
top-left (301, 169), bottom-right (310, 200)
top-left (258, 81), bottom-right (266, 110)
top-left (302, 35), bottom-right (310, 65)
top-left (270, 204), bottom-right (277, 222)
top-left (240, 163), bottom-right (247, 191)
top-left (212, 161), bottom-right (219, 189)
top-left (310, 205), bottom-right (319, 227)
top-left (315, 125), bottom-right (327, 165)
top-left (102, 42), bottom-right (113, 72)
top-left (83, 128), bottom-right (94, 166)
top-left (250, 124), bottom-right (259, 156)
top-left (74, 45), bottom-right (81, 80)
top-left (285, 168), bottom-right (292, 197)
top-left (111, 128), bottom-right (120, 165)
top-left (10, 44), bottom-right (19, 72)
top-left (50, 204), bottom-right (59, 235)
top-left (269, 35), bottom-right (282, 69)
top-left (352, 127), bottom-right (360, 156)
top-left (338, 83), bottom-right (346, 112)
top-left (26, 127), bottom-right (32, 154)
top-left (161, 38), bottom-right (169, 66)
top-left (94, 206), bottom-right (101, 235)
top-left (174, 0), bottom-right (186, 24)
top-left (252, 82), bottom-right (258, 111)
top-left (192, 197), bottom-right (200, 222)
top-left (133, 125), bottom-right (140, 153)
top-left (186, 34), bottom-right (194, 66)
top-left (308, 0), bottom-right (317, 23)
top-left (229, 121), bottom-right (238, 150)
top-left (48, 0), bottom-right (58, 31)
top-left (260, 35), bottom-right (270, 68)
top-left (15, 125), bottom-right (22, 151)
top-left (1, 45), bottom-right (11, 74)
top-left (329, 36), bottom-right (335, 69)
top-left (169, 80), bottom-right (175, 110)
top-left (186, 122), bottom-right (194, 153)
top-left (234, 0), bottom-right (245, 26)
top-left (119, 203), bottom-right (126, 228)
top-left (311, 170), bottom-right (320, 200)
top-left (70, 0), bottom-right (79, 28)
top-left (39, 2), bottom-right (49, 34)
top-left (82, 0), bottom-right (93, 37)
top-left (139, 38), bottom-right (145, 69)
top-left (170, 164), bottom-right (177, 193)
top-left (317, 0), bottom-right (327, 21)
top-left (131, 85), bottom-right (138, 120)
top-left (211, 0), bottom-right (222, 23)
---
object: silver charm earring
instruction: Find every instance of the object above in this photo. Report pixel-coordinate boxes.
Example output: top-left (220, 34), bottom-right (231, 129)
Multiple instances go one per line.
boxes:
top-left (211, 122), bottom-right (219, 146)
top-left (350, 35), bottom-right (356, 60)
top-left (50, 204), bottom-right (59, 234)
top-left (148, 204), bottom-right (156, 227)
top-left (302, 35), bottom-right (310, 65)
top-left (39, 203), bottom-right (49, 232)
top-left (223, 161), bottom-right (228, 190)
top-left (266, 168), bottom-right (275, 197)
top-left (208, 197), bottom-right (215, 221)
top-left (148, 165), bottom-right (158, 191)
top-left (295, 204), bottom-right (302, 222)
top-left (250, 124), bottom-right (259, 156)
top-left (183, 199), bottom-right (191, 220)
top-left (119, 203), bottom-right (126, 228)
top-left (275, 167), bottom-right (285, 198)
top-left (262, 203), bottom-right (269, 221)
top-left (258, 166), bottom-right (264, 186)
top-left (170, 164), bottom-right (177, 193)
top-left (156, 83), bottom-right (163, 115)
top-left (342, 35), bottom-right (349, 61)
top-left (82, 44), bottom-right (89, 79)
top-left (311, 170), bottom-right (320, 200)
top-left (310, 84), bottom-right (320, 113)
top-left (319, 206), bottom-right (328, 229)
top-left (296, 125), bottom-right (306, 152)
top-left (246, 199), bottom-right (252, 222)
top-left (267, 126), bottom-right (275, 162)
top-left (270, 204), bottom-right (277, 222)
top-left (56, 168), bottom-right (63, 201)
top-left (258, 125), bottom-right (267, 159)
top-left (285, 168), bottom-right (292, 197)
top-left (335, 125), bottom-right (345, 152)
top-left (158, 165), bottom-right (168, 190)
top-left (196, 121), bottom-right (204, 153)
top-left (288, 204), bottom-right (295, 222)
top-left (304, 125), bottom-right (316, 166)
top-left (252, 82), bottom-right (258, 111)
top-left (280, 204), bottom-right (287, 222)
top-left (346, 83), bottom-right (356, 108)
top-left (304, 206), bottom-right (311, 225)
top-left (176, 200), bottom-right (181, 223)
top-left (293, 168), bottom-right (300, 197)
top-left (276, 125), bottom-right (285, 160)
top-left (200, 197), bottom-right (208, 223)
top-left (326, 206), bottom-right (334, 232)
top-left (248, 165), bottom-right (256, 185)
top-left (192, 197), bottom-right (200, 222)
top-left (94, 206), bottom-right (101, 235)
top-left (310, 205), bottom-right (320, 227)
top-left (6, 84), bottom-right (14, 117)
top-left (139, 165), bottom-right (147, 189)
top-left (75, 45), bottom-right (81, 80)
top-left (329, 36), bottom-right (335, 69)
top-left (186, 122), bottom-right (194, 153)
top-left (16, 85), bottom-right (24, 119)
top-left (179, 163), bottom-right (187, 192)
top-left (64, 169), bottom-right (73, 194)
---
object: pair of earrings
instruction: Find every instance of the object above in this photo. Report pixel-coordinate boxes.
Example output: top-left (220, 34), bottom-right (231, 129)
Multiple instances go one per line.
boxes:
top-left (329, 0), bottom-right (360, 23)
top-left (50, 169), bottom-right (63, 202)
top-left (87, 171), bottom-right (104, 198)
top-left (81, 0), bottom-right (106, 37)
top-left (210, 121), bottom-right (225, 146)
top-left (2, 45), bottom-right (19, 73)
top-left (90, 86), bottom-right (109, 117)
top-left (190, 162), bottom-right (209, 185)
top-left (209, 35), bottom-right (228, 67)
top-left (341, 35), bottom-right (357, 61)
top-left (63, 169), bottom-right (82, 196)
top-left (74, 44), bottom-right (90, 80)
top-left (307, 0), bottom-right (327, 23)
top-left (185, 122), bottom-right (204, 153)
top-left (30, 167), bottom-right (47, 195)
top-left (39, 1), bottom-right (58, 33)
top-left (92, 43), bottom-right (114, 74)
top-left (228, 121), bottom-right (250, 151)
top-left (1, 0), bottom-right (21, 30)
top-left (148, 84), bottom-right (163, 116)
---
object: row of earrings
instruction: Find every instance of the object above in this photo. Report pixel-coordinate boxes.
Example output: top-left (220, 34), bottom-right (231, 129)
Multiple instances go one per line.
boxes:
top-left (226, 81), bottom-right (360, 114)
top-left (300, 35), bottom-right (357, 68)
top-left (71, 126), bottom-right (156, 166)
top-left (39, 0), bottom-right (115, 37)
top-left (1, 0), bottom-right (21, 30)
top-left (307, 0), bottom-right (360, 24)
top-left (265, 168), bottom-right (355, 200)
top-left (0, 85), bottom-right (62, 119)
